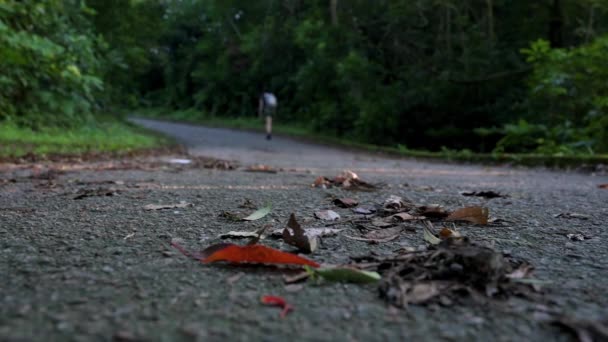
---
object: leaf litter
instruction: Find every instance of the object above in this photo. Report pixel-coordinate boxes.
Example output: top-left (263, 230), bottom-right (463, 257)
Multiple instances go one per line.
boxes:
top-left (356, 235), bottom-right (542, 307)
top-left (312, 170), bottom-right (377, 191)
top-left (242, 205), bottom-right (272, 221)
top-left (261, 295), bottom-right (293, 318)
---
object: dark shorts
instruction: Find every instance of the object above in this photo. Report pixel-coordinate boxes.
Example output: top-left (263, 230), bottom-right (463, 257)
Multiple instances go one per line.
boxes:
top-left (264, 106), bottom-right (276, 118)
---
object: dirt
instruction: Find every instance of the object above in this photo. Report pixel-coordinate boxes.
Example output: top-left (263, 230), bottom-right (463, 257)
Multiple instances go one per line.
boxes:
top-left (1, 118), bottom-right (607, 341)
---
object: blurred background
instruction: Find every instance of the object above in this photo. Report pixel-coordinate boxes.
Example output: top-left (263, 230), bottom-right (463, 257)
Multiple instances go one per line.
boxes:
top-left (1, 0), bottom-right (607, 157)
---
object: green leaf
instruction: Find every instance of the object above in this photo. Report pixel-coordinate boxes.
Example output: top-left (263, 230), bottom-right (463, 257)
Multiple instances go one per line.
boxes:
top-left (242, 204), bottom-right (271, 221)
top-left (423, 222), bottom-right (441, 245)
top-left (305, 265), bottom-right (381, 283)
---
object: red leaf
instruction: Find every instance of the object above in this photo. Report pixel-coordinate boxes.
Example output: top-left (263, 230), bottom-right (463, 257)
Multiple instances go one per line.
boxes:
top-left (261, 295), bottom-right (293, 318)
top-left (201, 243), bottom-right (320, 268)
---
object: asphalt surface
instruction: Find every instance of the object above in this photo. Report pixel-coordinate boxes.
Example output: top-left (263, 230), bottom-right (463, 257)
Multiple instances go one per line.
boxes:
top-left (1, 118), bottom-right (607, 341)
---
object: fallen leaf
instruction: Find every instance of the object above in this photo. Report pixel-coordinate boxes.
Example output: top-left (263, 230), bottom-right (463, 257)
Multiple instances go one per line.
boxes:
top-left (506, 263), bottom-right (534, 279)
top-left (391, 213), bottom-right (423, 221)
top-left (418, 205), bottom-right (450, 218)
top-left (199, 243), bottom-right (320, 267)
top-left (271, 227), bottom-right (343, 238)
top-left (371, 218), bottom-right (395, 228)
top-left (598, 184), bottom-right (608, 189)
top-left (314, 210), bottom-right (340, 221)
top-left (245, 164), bottom-right (277, 173)
top-left (439, 227), bottom-right (462, 239)
top-left (460, 190), bottom-right (506, 199)
top-left (446, 206), bottom-right (489, 225)
top-left (333, 198), bottom-right (359, 208)
top-left (393, 281), bottom-right (446, 305)
top-left (364, 226), bottom-right (403, 240)
top-left (242, 205), bottom-right (271, 221)
top-left (352, 205), bottom-right (376, 215)
top-left (382, 195), bottom-right (412, 213)
top-left (566, 233), bottom-right (586, 241)
top-left (261, 295), bottom-right (293, 318)
top-left (305, 265), bottom-right (381, 283)
top-left (312, 176), bottom-right (331, 188)
top-left (283, 214), bottom-right (319, 253)
top-left (422, 221), bottom-right (441, 245)
top-left (74, 187), bottom-right (118, 200)
top-left (219, 231), bottom-right (260, 239)
top-left (144, 201), bottom-right (192, 211)
top-left (554, 213), bottom-right (590, 220)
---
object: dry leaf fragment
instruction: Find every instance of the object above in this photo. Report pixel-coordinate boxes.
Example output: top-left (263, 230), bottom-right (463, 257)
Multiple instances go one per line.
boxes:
top-left (566, 233), bottom-right (586, 241)
top-left (383, 195), bottom-right (412, 213)
top-left (245, 164), bottom-right (278, 173)
top-left (219, 231), bottom-right (261, 239)
top-left (352, 205), bottom-right (376, 215)
top-left (418, 205), bottom-right (450, 218)
top-left (333, 198), bottom-right (359, 208)
top-left (554, 213), bottom-right (590, 220)
top-left (446, 206), bottom-right (489, 225)
top-left (391, 213), bottom-right (423, 221)
top-left (144, 201), bottom-right (193, 211)
top-left (312, 176), bottom-right (331, 188)
top-left (364, 226), bottom-right (403, 240)
top-left (261, 295), bottom-right (293, 318)
top-left (283, 214), bottom-right (319, 253)
top-left (371, 218), bottom-right (395, 228)
top-left (460, 190), bottom-right (505, 199)
top-left (314, 210), bottom-right (340, 221)
top-left (439, 227), bottom-right (462, 239)
top-left (598, 183), bottom-right (608, 189)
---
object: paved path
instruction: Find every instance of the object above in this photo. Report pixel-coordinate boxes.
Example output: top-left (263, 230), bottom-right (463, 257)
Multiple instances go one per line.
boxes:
top-left (1, 118), bottom-right (607, 341)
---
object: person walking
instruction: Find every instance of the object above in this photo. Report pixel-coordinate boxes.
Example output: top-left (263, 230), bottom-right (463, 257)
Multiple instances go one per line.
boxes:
top-left (258, 92), bottom-right (277, 140)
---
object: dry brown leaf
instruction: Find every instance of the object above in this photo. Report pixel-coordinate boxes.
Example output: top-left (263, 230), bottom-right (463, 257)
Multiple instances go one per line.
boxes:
top-left (418, 205), bottom-right (450, 218)
top-left (391, 213), bottom-right (423, 221)
top-left (314, 210), bottom-right (340, 221)
top-left (283, 214), bottom-right (319, 253)
top-left (333, 198), bottom-right (359, 208)
top-left (439, 227), bottom-right (462, 239)
top-left (312, 176), bottom-right (331, 188)
top-left (446, 206), bottom-right (489, 225)
top-left (598, 183), bottom-right (608, 189)
top-left (245, 164), bottom-right (277, 173)
top-left (460, 190), bottom-right (505, 199)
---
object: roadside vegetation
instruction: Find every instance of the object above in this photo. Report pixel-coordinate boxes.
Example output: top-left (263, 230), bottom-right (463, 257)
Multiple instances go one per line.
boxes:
top-left (1, 0), bottom-right (608, 163)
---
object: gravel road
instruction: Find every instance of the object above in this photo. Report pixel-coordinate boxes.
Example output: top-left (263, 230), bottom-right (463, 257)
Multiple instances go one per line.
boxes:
top-left (1, 118), bottom-right (607, 341)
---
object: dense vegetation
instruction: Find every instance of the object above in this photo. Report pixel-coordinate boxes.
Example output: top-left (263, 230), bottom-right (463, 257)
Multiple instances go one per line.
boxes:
top-left (2, 0), bottom-right (608, 156)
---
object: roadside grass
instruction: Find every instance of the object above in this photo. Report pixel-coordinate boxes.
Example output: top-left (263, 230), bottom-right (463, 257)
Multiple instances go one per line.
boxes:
top-left (0, 118), bottom-right (170, 158)
top-left (138, 108), bottom-right (608, 168)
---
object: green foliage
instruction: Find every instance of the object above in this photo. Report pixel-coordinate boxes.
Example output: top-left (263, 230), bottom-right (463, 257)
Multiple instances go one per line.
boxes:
top-left (517, 35), bottom-right (608, 153)
top-left (0, 0), bottom-right (103, 128)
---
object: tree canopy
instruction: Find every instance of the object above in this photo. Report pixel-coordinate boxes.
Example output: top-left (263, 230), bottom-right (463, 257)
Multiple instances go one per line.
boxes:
top-left (2, 0), bottom-right (608, 154)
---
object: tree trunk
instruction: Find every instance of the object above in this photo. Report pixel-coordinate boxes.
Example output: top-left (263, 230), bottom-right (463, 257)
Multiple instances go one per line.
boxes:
top-left (330, 0), bottom-right (338, 26)
top-left (486, 0), bottom-right (495, 42)
top-left (548, 0), bottom-right (563, 47)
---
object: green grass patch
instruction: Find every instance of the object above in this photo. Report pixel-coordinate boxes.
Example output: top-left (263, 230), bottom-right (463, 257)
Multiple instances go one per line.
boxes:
top-left (0, 118), bottom-right (169, 158)
top-left (137, 108), bottom-right (608, 168)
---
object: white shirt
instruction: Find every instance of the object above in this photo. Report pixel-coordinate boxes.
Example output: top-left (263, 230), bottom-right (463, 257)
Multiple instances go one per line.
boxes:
top-left (263, 93), bottom-right (277, 107)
